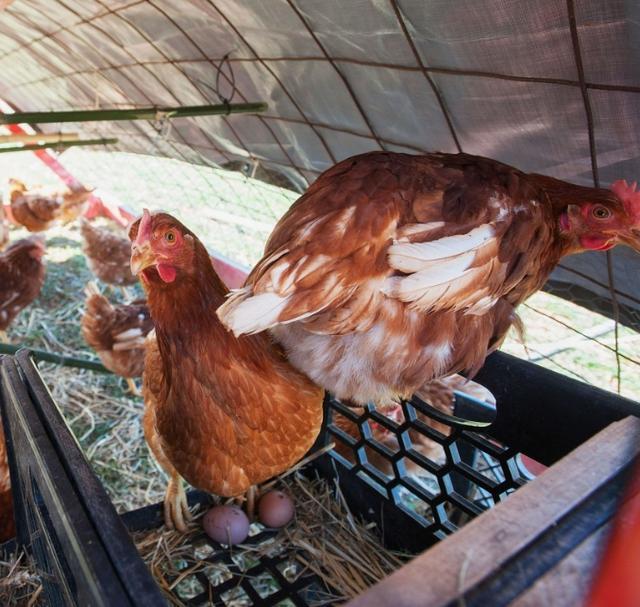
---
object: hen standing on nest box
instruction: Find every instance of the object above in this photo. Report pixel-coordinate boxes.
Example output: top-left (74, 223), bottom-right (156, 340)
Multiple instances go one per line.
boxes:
top-left (218, 151), bottom-right (640, 408)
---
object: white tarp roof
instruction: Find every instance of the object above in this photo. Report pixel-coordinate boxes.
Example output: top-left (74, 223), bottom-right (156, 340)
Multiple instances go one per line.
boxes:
top-left (0, 0), bottom-right (639, 324)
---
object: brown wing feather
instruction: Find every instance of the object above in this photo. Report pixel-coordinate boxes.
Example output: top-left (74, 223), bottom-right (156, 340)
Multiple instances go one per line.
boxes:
top-left (82, 289), bottom-right (153, 378)
top-left (218, 152), bottom-right (566, 404)
top-left (220, 152), bottom-right (556, 338)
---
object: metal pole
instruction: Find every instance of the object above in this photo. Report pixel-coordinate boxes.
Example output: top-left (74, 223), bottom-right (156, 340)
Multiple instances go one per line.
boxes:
top-left (0, 132), bottom-right (79, 144)
top-left (0, 102), bottom-right (268, 125)
top-left (0, 343), bottom-right (110, 373)
top-left (0, 137), bottom-right (118, 153)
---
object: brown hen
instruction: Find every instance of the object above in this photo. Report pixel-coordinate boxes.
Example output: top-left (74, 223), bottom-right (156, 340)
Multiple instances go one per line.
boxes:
top-left (0, 202), bottom-right (9, 251)
top-left (219, 152), bottom-right (640, 406)
top-left (9, 179), bottom-right (91, 232)
top-left (81, 283), bottom-right (153, 395)
top-left (0, 236), bottom-right (46, 343)
top-left (129, 210), bottom-right (324, 531)
top-left (0, 419), bottom-right (15, 543)
top-left (81, 219), bottom-right (138, 287)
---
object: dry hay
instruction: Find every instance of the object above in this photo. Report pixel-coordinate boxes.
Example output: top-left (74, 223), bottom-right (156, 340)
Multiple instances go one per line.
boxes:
top-left (134, 472), bottom-right (410, 606)
top-left (37, 363), bottom-right (165, 512)
top-left (0, 550), bottom-right (45, 607)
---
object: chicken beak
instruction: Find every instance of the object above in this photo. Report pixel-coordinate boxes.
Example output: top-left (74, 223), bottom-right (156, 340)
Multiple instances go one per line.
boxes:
top-left (130, 241), bottom-right (156, 275)
top-left (621, 228), bottom-right (640, 252)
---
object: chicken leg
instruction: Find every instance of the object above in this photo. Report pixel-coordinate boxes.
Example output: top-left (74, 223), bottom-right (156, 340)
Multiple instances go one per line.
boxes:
top-left (234, 485), bottom-right (259, 520)
top-left (125, 377), bottom-right (141, 396)
top-left (164, 472), bottom-right (192, 532)
top-left (143, 394), bottom-right (192, 531)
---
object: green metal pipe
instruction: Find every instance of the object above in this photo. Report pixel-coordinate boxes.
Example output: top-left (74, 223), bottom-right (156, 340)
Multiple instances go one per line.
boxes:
top-left (0, 137), bottom-right (118, 153)
top-left (0, 102), bottom-right (268, 125)
top-left (0, 343), bottom-right (110, 373)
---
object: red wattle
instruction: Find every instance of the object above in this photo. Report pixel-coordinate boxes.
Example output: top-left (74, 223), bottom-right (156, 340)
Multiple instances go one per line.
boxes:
top-left (156, 263), bottom-right (177, 282)
top-left (580, 235), bottom-right (614, 251)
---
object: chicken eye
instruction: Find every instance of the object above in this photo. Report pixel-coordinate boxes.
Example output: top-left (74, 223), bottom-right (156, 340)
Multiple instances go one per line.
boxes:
top-left (165, 230), bottom-right (176, 243)
top-left (592, 206), bottom-right (611, 220)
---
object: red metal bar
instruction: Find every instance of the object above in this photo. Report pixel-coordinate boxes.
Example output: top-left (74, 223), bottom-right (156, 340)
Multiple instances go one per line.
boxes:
top-left (586, 458), bottom-right (640, 607)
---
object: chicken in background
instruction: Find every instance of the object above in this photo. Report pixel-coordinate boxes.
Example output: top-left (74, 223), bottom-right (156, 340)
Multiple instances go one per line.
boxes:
top-left (129, 210), bottom-right (324, 531)
top-left (333, 375), bottom-right (495, 475)
top-left (81, 282), bottom-right (153, 395)
top-left (0, 236), bottom-right (46, 343)
top-left (0, 201), bottom-right (9, 251)
top-left (81, 218), bottom-right (138, 290)
top-left (219, 152), bottom-right (640, 409)
top-left (8, 178), bottom-right (91, 232)
top-left (0, 419), bottom-right (15, 543)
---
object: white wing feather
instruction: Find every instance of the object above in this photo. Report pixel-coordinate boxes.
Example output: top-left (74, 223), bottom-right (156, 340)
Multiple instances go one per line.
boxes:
top-left (388, 224), bottom-right (495, 273)
top-left (384, 223), bottom-right (501, 313)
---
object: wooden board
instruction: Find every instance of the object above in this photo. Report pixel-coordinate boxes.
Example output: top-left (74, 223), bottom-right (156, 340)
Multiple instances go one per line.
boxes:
top-left (347, 415), bottom-right (640, 607)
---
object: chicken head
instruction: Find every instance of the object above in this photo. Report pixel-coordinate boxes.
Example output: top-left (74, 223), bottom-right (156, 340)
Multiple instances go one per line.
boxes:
top-left (129, 209), bottom-right (197, 284)
top-left (559, 179), bottom-right (640, 252)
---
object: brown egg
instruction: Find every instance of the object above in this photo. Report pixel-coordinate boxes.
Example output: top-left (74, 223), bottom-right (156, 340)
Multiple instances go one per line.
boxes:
top-left (258, 491), bottom-right (295, 528)
top-left (202, 505), bottom-right (250, 545)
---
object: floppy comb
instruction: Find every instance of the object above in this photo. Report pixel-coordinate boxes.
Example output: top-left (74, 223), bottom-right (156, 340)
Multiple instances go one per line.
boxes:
top-left (134, 208), bottom-right (153, 245)
top-left (610, 179), bottom-right (640, 221)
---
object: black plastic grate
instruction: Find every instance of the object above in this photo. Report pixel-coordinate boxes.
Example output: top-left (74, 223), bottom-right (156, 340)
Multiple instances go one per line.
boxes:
top-left (125, 391), bottom-right (529, 606)
top-left (323, 393), bottom-right (529, 541)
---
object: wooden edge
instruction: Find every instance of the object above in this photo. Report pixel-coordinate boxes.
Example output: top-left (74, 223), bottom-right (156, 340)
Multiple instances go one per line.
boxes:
top-left (346, 416), bottom-right (640, 607)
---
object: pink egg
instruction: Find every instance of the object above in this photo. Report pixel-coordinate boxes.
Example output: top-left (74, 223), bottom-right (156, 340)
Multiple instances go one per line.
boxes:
top-left (258, 491), bottom-right (295, 528)
top-left (202, 505), bottom-right (250, 545)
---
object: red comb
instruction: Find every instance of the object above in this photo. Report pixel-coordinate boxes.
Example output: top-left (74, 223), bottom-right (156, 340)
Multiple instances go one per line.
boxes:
top-left (135, 208), bottom-right (153, 245)
top-left (610, 180), bottom-right (640, 221)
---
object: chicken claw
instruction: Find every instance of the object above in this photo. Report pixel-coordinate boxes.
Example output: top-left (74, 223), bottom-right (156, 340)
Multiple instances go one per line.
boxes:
top-left (246, 485), bottom-right (258, 521)
top-left (164, 473), bottom-right (192, 532)
top-left (125, 377), bottom-right (141, 396)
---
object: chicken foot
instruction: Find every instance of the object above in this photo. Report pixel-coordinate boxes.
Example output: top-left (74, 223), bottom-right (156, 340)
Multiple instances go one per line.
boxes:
top-left (125, 377), bottom-right (141, 396)
top-left (164, 472), bottom-right (192, 532)
top-left (234, 485), bottom-right (259, 520)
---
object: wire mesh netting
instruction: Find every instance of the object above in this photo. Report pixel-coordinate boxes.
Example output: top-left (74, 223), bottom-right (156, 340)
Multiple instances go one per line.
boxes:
top-left (1, 2), bottom-right (639, 400)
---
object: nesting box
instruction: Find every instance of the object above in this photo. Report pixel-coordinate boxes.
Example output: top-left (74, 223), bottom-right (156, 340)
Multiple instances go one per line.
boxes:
top-left (0, 349), bottom-right (637, 606)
